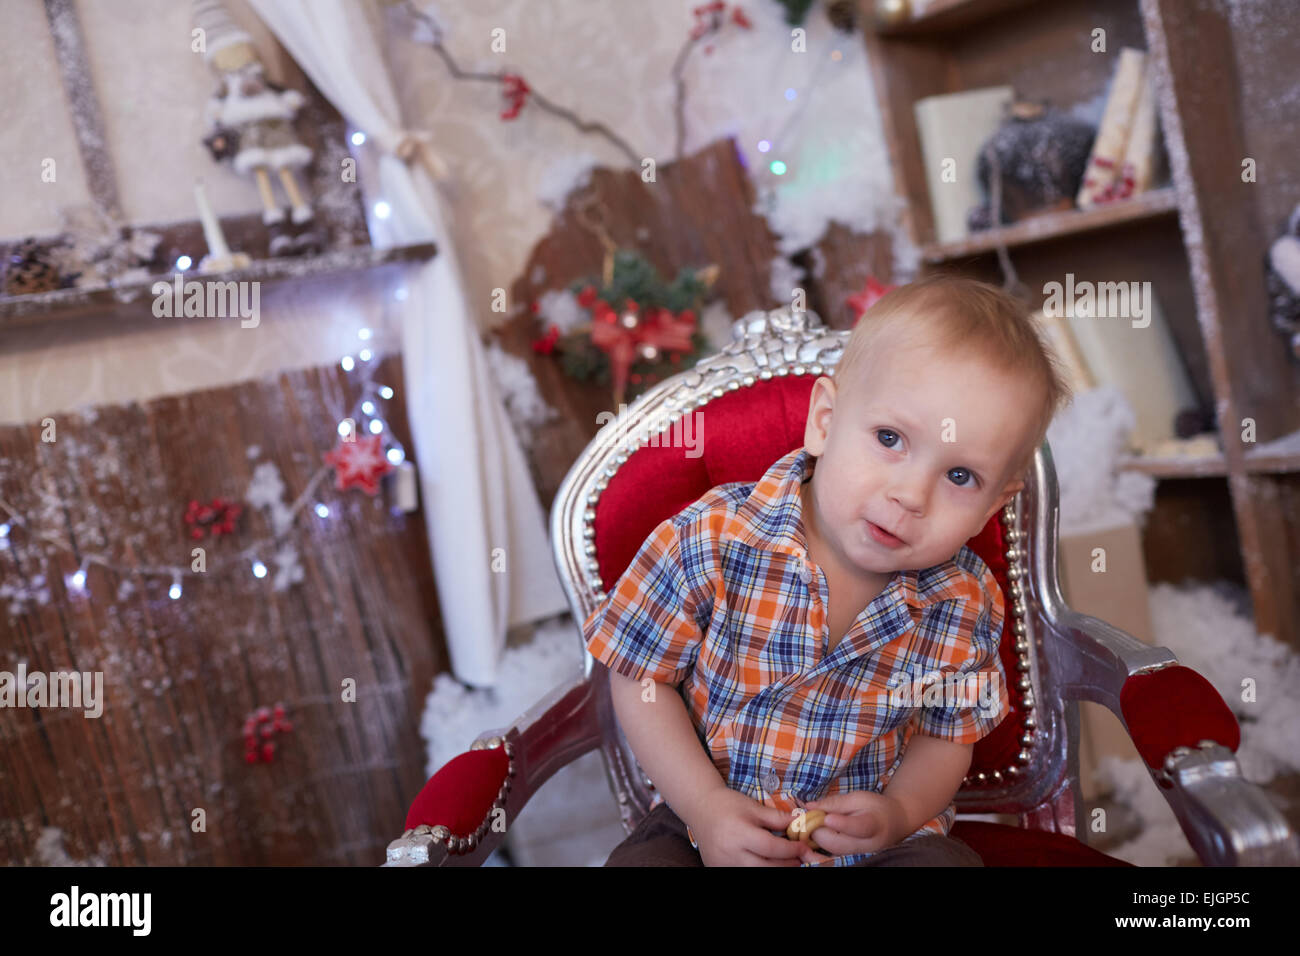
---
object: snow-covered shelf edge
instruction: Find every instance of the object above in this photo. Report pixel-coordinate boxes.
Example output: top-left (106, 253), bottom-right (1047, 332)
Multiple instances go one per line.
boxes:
top-left (921, 187), bottom-right (1179, 264)
top-left (1116, 428), bottom-right (1300, 479)
top-left (0, 242), bottom-right (437, 329)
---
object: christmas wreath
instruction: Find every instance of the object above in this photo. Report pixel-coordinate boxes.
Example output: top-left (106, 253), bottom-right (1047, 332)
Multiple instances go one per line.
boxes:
top-left (534, 249), bottom-right (717, 406)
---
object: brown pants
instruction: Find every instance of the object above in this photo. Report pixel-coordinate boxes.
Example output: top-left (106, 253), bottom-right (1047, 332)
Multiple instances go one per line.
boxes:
top-left (605, 802), bottom-right (984, 867)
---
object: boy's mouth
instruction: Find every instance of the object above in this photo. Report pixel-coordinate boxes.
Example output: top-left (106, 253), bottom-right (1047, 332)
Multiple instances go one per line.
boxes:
top-left (866, 520), bottom-right (905, 547)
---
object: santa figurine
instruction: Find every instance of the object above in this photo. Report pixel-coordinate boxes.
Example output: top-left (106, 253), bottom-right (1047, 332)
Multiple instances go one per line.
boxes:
top-left (194, 0), bottom-right (322, 256)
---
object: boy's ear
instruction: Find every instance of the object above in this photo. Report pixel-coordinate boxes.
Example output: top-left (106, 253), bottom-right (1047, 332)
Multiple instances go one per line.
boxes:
top-left (983, 477), bottom-right (1026, 526)
top-left (803, 376), bottom-right (837, 455)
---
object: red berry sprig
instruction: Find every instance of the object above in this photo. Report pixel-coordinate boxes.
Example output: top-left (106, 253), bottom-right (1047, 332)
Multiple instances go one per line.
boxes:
top-left (243, 703), bottom-right (293, 764)
top-left (500, 73), bottom-right (530, 120)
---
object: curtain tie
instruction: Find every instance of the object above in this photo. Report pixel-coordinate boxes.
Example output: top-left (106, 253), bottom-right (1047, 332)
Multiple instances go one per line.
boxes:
top-left (387, 129), bottom-right (450, 182)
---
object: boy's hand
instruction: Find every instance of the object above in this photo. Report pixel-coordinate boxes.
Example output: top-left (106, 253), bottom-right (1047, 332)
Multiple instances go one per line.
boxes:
top-left (793, 792), bottom-right (910, 865)
top-left (690, 789), bottom-right (807, 867)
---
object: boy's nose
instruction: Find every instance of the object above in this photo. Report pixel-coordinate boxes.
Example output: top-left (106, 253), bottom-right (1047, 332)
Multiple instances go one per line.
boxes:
top-left (888, 473), bottom-right (930, 515)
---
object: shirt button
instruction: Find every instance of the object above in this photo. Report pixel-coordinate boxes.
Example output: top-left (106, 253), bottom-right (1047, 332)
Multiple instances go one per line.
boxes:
top-left (798, 565), bottom-right (812, 586)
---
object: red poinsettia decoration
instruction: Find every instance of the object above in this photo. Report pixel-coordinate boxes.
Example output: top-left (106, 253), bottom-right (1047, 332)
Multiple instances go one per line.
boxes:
top-left (184, 497), bottom-right (243, 540)
top-left (589, 301), bottom-right (697, 406)
top-left (323, 433), bottom-right (394, 495)
top-left (848, 275), bottom-right (898, 325)
top-left (500, 73), bottom-right (530, 120)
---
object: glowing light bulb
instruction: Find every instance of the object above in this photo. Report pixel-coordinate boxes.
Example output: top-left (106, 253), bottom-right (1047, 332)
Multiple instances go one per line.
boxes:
top-left (315, 504), bottom-right (330, 518)
top-left (379, 386), bottom-right (394, 400)
top-left (770, 160), bottom-right (787, 175)
top-left (351, 131), bottom-right (367, 146)
top-left (373, 200), bottom-right (391, 220)
top-left (337, 420), bottom-right (354, 438)
top-left (358, 327), bottom-right (373, 340)
top-left (369, 419), bottom-right (384, 434)
top-left (757, 140), bottom-right (771, 153)
top-left (176, 255), bottom-right (193, 271)
top-left (394, 286), bottom-right (408, 302)
top-left (169, 579), bottom-right (182, 600)
top-left (387, 447), bottom-right (405, 465)
top-left (70, 569), bottom-right (87, 590)
top-left (341, 355), bottom-right (355, 371)
top-left (361, 401), bottom-right (375, 416)
top-left (359, 349), bottom-right (372, 362)
top-left (252, 560), bottom-right (268, 579)
top-left (784, 88), bottom-right (797, 101)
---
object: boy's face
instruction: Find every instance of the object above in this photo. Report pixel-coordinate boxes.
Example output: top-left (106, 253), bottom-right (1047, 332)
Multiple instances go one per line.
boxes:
top-left (801, 335), bottom-right (1034, 579)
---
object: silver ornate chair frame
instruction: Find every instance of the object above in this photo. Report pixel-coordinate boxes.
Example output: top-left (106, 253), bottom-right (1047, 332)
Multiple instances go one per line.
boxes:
top-left (387, 308), bottom-right (1300, 867)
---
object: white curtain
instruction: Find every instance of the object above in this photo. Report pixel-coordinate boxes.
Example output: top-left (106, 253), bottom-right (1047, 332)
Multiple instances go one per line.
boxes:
top-left (248, 0), bottom-right (568, 686)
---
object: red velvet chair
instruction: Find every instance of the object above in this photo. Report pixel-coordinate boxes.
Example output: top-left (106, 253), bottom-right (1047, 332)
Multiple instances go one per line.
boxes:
top-left (389, 307), bottom-right (1300, 867)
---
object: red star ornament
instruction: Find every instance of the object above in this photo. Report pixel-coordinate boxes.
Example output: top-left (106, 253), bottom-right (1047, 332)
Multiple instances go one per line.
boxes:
top-left (847, 275), bottom-right (897, 325)
top-left (323, 434), bottom-right (394, 495)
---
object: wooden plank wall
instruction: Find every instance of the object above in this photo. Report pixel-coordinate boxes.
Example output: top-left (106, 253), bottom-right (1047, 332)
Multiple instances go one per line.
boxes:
top-left (0, 353), bottom-right (445, 865)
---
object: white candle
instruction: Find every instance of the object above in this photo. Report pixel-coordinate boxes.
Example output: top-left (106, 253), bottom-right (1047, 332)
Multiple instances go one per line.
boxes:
top-left (194, 180), bottom-right (231, 260)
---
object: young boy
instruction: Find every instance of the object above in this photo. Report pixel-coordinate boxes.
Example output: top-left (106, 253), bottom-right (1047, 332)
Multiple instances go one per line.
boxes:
top-left (583, 275), bottom-right (1073, 866)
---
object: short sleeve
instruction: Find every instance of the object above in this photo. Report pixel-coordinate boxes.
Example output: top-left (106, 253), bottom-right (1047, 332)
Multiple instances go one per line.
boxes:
top-left (582, 516), bottom-right (711, 688)
top-left (912, 563), bottom-right (1011, 744)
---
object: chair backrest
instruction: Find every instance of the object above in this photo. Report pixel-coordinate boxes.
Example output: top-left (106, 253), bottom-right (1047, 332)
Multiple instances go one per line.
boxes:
top-left (551, 307), bottom-right (1068, 829)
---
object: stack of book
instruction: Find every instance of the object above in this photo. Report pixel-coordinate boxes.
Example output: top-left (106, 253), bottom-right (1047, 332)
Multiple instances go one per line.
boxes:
top-left (1076, 47), bottom-right (1159, 208)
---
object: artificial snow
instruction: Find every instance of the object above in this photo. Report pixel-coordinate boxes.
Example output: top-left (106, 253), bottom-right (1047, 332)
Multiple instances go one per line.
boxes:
top-left (535, 287), bottom-right (588, 335)
top-left (244, 460), bottom-right (294, 536)
top-left (1046, 385), bottom-right (1157, 536)
top-left (536, 152), bottom-right (599, 214)
top-left (33, 827), bottom-right (106, 867)
top-left (768, 255), bottom-right (806, 308)
top-left (244, 459), bottom-right (303, 591)
top-left (483, 340), bottom-right (558, 451)
top-left (698, 298), bottom-right (736, 353)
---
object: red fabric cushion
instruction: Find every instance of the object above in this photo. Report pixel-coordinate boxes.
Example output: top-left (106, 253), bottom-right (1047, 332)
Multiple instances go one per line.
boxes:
top-left (1120, 666), bottom-right (1240, 767)
top-left (592, 376), bottom-right (1028, 785)
top-left (404, 747), bottom-right (508, 833)
top-left (951, 821), bottom-right (1134, 866)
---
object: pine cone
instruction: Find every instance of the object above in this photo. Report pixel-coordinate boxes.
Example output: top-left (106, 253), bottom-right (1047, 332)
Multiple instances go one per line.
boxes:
top-left (3, 239), bottom-right (62, 296)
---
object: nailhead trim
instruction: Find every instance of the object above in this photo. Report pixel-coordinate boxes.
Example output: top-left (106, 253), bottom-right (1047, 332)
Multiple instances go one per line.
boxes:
top-left (418, 735), bottom-right (516, 856)
top-left (961, 500), bottom-right (1035, 788)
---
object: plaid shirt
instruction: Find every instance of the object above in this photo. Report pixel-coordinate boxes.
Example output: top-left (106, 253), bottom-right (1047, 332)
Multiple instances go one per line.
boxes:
top-left (584, 446), bottom-right (1010, 867)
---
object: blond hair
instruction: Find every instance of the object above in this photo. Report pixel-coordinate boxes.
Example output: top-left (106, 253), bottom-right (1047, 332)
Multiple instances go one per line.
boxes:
top-left (834, 274), bottom-right (1074, 480)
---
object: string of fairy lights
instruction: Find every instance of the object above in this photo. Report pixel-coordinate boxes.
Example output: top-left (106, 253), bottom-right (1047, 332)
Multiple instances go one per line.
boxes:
top-left (0, 298), bottom-right (410, 605)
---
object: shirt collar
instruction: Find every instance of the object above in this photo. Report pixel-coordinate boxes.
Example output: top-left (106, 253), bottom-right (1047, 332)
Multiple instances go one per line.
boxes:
top-left (723, 446), bottom-right (942, 614)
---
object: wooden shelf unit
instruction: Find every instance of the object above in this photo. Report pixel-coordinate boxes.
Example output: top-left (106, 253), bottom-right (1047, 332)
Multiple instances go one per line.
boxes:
top-left (862, 0), bottom-right (1300, 648)
top-left (0, 241), bottom-right (437, 329)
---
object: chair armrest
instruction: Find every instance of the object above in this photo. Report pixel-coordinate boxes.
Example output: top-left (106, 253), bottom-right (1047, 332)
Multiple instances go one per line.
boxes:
top-left (1046, 610), bottom-right (1298, 865)
top-left (385, 671), bottom-right (601, 866)
top-left (1157, 742), bottom-right (1300, 866)
top-left (1047, 609), bottom-right (1240, 760)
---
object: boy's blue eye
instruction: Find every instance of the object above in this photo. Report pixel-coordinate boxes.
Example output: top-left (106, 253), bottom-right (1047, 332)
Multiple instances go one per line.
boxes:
top-left (876, 429), bottom-right (898, 448)
top-left (948, 467), bottom-right (975, 487)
